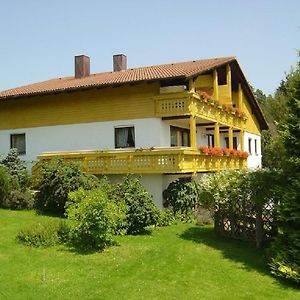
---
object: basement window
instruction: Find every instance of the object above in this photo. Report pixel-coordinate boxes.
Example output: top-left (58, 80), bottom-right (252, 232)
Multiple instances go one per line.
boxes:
top-left (115, 126), bottom-right (135, 148)
top-left (10, 133), bottom-right (26, 155)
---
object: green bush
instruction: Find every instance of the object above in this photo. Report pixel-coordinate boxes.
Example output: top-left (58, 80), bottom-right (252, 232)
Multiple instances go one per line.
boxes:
top-left (17, 219), bottom-right (69, 247)
top-left (113, 175), bottom-right (159, 234)
top-left (163, 177), bottom-right (200, 220)
top-left (269, 233), bottom-right (300, 283)
top-left (156, 208), bottom-right (176, 227)
top-left (0, 166), bottom-right (12, 206)
top-left (0, 148), bottom-right (31, 189)
top-left (66, 188), bottom-right (127, 251)
top-left (35, 158), bottom-right (99, 215)
top-left (2, 190), bottom-right (34, 210)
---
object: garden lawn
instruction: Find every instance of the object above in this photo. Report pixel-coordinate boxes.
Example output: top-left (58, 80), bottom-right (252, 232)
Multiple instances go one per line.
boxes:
top-left (0, 209), bottom-right (299, 300)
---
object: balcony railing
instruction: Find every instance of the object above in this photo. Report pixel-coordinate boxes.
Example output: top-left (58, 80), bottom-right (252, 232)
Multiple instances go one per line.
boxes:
top-left (155, 92), bottom-right (246, 130)
top-left (32, 147), bottom-right (246, 176)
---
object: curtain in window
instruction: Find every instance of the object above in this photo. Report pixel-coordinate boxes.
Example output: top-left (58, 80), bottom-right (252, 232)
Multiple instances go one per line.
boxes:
top-left (115, 127), bottom-right (135, 148)
top-left (116, 128), bottom-right (128, 148)
top-left (11, 134), bottom-right (26, 154)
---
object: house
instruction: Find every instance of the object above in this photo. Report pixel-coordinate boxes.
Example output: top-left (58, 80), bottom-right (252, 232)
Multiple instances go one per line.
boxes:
top-left (0, 54), bottom-right (267, 207)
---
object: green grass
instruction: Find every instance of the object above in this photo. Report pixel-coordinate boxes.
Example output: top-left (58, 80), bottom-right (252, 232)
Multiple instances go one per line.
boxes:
top-left (0, 209), bottom-right (299, 300)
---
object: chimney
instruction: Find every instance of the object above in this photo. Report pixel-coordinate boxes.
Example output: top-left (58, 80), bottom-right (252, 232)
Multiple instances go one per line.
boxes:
top-left (113, 54), bottom-right (127, 72)
top-left (75, 55), bottom-right (90, 78)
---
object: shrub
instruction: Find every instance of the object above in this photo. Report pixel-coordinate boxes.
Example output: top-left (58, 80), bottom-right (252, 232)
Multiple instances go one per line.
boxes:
top-left (113, 175), bottom-right (159, 234)
top-left (35, 158), bottom-right (99, 215)
top-left (0, 148), bottom-right (31, 189)
top-left (163, 177), bottom-right (200, 220)
top-left (2, 190), bottom-right (34, 210)
top-left (0, 166), bottom-right (12, 207)
top-left (17, 219), bottom-right (69, 247)
top-left (66, 188), bottom-right (127, 251)
top-left (156, 208), bottom-right (176, 227)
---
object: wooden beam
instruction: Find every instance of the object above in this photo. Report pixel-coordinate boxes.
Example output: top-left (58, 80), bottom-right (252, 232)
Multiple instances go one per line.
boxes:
top-left (196, 122), bottom-right (215, 127)
top-left (213, 69), bottom-right (219, 100)
top-left (206, 126), bottom-right (229, 131)
top-left (162, 115), bottom-right (190, 120)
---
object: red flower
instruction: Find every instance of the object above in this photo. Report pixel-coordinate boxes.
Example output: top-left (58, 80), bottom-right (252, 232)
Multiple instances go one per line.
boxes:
top-left (199, 145), bottom-right (209, 155)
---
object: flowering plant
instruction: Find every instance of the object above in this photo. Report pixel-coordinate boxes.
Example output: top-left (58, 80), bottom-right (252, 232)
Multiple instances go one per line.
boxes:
top-left (196, 89), bottom-right (247, 120)
top-left (199, 146), bottom-right (248, 159)
top-left (199, 145), bottom-right (209, 155)
top-left (210, 147), bottom-right (224, 157)
top-left (223, 148), bottom-right (231, 157)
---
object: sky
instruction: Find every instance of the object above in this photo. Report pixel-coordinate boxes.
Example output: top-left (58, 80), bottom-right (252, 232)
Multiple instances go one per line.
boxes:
top-left (0, 0), bottom-right (299, 95)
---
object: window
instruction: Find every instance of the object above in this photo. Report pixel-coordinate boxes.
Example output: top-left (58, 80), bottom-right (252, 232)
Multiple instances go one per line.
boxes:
top-left (248, 138), bottom-right (252, 154)
top-left (225, 137), bottom-right (237, 149)
top-left (207, 134), bottom-right (214, 147)
top-left (254, 139), bottom-right (258, 155)
top-left (170, 126), bottom-right (190, 147)
top-left (10, 133), bottom-right (26, 155)
top-left (115, 126), bottom-right (135, 148)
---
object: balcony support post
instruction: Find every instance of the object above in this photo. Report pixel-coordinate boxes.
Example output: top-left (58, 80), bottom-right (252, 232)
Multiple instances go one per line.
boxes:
top-left (213, 69), bottom-right (219, 100)
top-left (214, 122), bottom-right (220, 147)
top-left (189, 78), bottom-right (195, 93)
top-left (239, 130), bottom-right (245, 151)
top-left (238, 83), bottom-right (243, 110)
top-left (189, 115), bottom-right (197, 149)
top-left (226, 64), bottom-right (232, 100)
top-left (228, 127), bottom-right (233, 149)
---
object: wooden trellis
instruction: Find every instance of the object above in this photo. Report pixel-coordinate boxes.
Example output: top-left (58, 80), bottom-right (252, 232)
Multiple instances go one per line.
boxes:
top-left (214, 199), bottom-right (276, 248)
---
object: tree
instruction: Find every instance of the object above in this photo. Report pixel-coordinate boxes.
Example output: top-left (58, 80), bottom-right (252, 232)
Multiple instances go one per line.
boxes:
top-left (269, 57), bottom-right (300, 284)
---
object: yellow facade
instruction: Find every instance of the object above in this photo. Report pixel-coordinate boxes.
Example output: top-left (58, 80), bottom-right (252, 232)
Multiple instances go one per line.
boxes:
top-left (0, 82), bottom-right (159, 130)
top-left (1, 63), bottom-right (263, 175)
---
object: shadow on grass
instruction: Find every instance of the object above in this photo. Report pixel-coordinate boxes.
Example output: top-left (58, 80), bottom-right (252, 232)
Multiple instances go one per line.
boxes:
top-left (180, 226), bottom-right (299, 290)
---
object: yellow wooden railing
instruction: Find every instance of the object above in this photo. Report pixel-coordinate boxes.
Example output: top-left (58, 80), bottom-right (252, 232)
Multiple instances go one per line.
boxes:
top-left (155, 92), bottom-right (246, 130)
top-left (32, 147), bottom-right (246, 176)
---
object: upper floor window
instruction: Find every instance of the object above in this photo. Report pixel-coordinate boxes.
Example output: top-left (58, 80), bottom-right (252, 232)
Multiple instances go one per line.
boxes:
top-left (225, 137), bottom-right (237, 149)
top-left (10, 133), bottom-right (26, 155)
top-left (115, 126), bottom-right (135, 148)
top-left (207, 134), bottom-right (214, 148)
top-left (170, 126), bottom-right (189, 147)
top-left (248, 138), bottom-right (252, 154)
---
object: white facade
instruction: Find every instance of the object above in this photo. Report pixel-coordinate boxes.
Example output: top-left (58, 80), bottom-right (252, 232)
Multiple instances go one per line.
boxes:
top-left (244, 132), bottom-right (262, 169)
top-left (0, 118), bottom-right (170, 168)
top-left (0, 117), bottom-right (262, 206)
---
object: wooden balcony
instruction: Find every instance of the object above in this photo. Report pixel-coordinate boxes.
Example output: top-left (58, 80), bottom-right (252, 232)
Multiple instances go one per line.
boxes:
top-left (154, 91), bottom-right (246, 130)
top-left (32, 147), bottom-right (246, 176)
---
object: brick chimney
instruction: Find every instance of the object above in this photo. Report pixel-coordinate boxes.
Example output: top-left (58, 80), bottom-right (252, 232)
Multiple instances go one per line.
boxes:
top-left (113, 54), bottom-right (127, 72)
top-left (75, 55), bottom-right (90, 78)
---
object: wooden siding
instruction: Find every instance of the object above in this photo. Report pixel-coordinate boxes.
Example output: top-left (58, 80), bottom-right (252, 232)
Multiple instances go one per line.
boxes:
top-left (0, 82), bottom-right (160, 130)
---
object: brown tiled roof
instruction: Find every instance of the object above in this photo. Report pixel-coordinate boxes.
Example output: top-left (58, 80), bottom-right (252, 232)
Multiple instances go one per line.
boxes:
top-left (0, 56), bottom-right (235, 100)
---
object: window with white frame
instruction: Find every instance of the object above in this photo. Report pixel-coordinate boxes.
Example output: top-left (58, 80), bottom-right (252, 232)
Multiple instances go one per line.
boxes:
top-left (115, 126), bottom-right (135, 148)
top-left (10, 133), bottom-right (26, 155)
